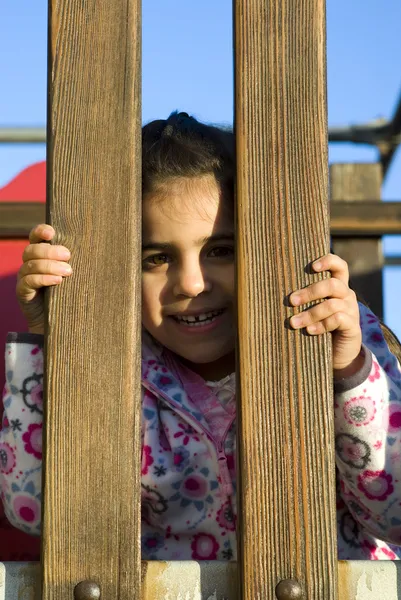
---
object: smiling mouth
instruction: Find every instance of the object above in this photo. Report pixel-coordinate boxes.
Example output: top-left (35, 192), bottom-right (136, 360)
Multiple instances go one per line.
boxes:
top-left (171, 308), bottom-right (225, 326)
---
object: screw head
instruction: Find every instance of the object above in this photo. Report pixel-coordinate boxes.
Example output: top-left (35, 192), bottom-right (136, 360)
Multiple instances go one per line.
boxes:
top-left (74, 581), bottom-right (101, 600)
top-left (275, 578), bottom-right (303, 600)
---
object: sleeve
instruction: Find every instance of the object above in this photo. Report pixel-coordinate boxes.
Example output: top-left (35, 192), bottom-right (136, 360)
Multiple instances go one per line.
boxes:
top-left (0, 333), bottom-right (44, 536)
top-left (334, 302), bottom-right (401, 546)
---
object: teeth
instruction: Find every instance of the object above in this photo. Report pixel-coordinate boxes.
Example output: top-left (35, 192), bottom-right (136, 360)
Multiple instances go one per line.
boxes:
top-left (175, 309), bottom-right (223, 324)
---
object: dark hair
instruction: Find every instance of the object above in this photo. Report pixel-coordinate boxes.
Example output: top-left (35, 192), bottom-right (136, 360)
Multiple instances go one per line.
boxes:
top-left (142, 111), bottom-right (235, 199)
top-left (142, 112), bottom-right (401, 366)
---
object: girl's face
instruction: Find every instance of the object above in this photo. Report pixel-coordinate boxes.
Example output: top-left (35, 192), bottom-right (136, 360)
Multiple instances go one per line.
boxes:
top-left (142, 175), bottom-right (235, 379)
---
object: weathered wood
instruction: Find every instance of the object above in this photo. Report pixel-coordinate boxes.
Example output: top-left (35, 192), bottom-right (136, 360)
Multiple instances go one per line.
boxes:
top-left (234, 1), bottom-right (336, 598)
top-left (330, 201), bottom-right (401, 236)
top-left (4, 201), bottom-right (401, 238)
top-left (0, 203), bottom-right (45, 237)
top-left (4, 561), bottom-right (401, 600)
top-left (42, 1), bottom-right (141, 599)
top-left (331, 163), bottom-right (383, 318)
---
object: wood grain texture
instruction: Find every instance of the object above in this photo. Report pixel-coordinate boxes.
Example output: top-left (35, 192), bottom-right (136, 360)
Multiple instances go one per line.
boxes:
top-left (330, 201), bottom-right (401, 236)
top-left (234, 1), bottom-right (337, 598)
top-left (0, 203), bottom-right (45, 237)
top-left (3, 201), bottom-right (401, 239)
top-left (42, 1), bottom-right (141, 599)
top-left (331, 164), bottom-right (383, 319)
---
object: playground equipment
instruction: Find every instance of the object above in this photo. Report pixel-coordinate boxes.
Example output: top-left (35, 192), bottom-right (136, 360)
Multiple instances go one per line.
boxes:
top-left (1, 1), bottom-right (401, 598)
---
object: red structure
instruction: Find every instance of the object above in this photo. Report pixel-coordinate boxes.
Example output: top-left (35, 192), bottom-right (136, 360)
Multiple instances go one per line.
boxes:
top-left (0, 161), bottom-right (45, 560)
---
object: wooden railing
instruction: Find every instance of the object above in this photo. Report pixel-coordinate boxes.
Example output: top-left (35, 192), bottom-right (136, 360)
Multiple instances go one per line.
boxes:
top-left (1, 1), bottom-right (401, 599)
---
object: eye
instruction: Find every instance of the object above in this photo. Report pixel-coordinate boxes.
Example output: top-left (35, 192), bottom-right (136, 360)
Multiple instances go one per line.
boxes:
top-left (208, 246), bottom-right (234, 258)
top-left (142, 253), bottom-right (171, 269)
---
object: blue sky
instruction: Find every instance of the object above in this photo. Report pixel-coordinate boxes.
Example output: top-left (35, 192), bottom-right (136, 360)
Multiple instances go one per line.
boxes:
top-left (1, 1), bottom-right (400, 335)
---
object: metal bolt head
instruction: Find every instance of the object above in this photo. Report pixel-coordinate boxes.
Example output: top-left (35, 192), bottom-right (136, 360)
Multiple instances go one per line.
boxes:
top-left (74, 580), bottom-right (101, 600)
top-left (275, 578), bottom-right (303, 600)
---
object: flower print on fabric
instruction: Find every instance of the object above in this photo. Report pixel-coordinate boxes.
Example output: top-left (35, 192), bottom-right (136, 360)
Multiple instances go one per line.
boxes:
top-left (362, 540), bottom-right (397, 561)
top-left (5, 479), bottom-right (42, 534)
top-left (222, 540), bottom-right (234, 560)
top-left (153, 371), bottom-right (176, 392)
top-left (335, 433), bottom-right (371, 470)
top-left (368, 360), bottom-right (381, 383)
top-left (21, 374), bottom-right (43, 414)
top-left (191, 532), bottom-right (219, 560)
top-left (141, 484), bottom-right (168, 515)
top-left (358, 470), bottom-right (394, 502)
top-left (339, 511), bottom-right (362, 550)
top-left (22, 424), bottom-right (42, 460)
top-left (141, 531), bottom-right (165, 557)
top-left (366, 327), bottom-right (386, 349)
top-left (169, 467), bottom-right (219, 512)
top-left (153, 464), bottom-right (167, 477)
top-left (30, 345), bottom-right (44, 372)
top-left (343, 395), bottom-right (376, 427)
top-left (0, 442), bottom-right (16, 475)
top-left (141, 445), bottom-right (154, 475)
top-left (216, 501), bottom-right (236, 531)
top-left (173, 446), bottom-right (191, 472)
top-left (387, 404), bottom-right (401, 434)
top-left (173, 423), bottom-right (200, 446)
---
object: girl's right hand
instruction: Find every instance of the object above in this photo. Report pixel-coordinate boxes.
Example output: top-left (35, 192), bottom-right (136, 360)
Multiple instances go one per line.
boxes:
top-left (16, 224), bottom-right (73, 335)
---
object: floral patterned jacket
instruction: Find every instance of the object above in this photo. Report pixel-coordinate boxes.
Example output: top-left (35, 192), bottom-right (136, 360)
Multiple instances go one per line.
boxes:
top-left (2, 302), bottom-right (401, 561)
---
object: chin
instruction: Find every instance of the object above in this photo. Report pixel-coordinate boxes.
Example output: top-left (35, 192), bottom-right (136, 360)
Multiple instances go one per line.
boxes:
top-left (173, 343), bottom-right (234, 365)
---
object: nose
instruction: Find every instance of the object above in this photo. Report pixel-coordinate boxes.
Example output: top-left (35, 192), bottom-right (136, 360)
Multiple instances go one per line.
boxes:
top-left (173, 258), bottom-right (211, 297)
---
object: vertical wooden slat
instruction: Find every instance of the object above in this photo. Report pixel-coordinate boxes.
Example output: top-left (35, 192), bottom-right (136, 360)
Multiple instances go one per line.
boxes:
top-left (331, 163), bottom-right (383, 319)
top-left (42, 2), bottom-right (141, 599)
top-left (234, 1), bottom-right (337, 599)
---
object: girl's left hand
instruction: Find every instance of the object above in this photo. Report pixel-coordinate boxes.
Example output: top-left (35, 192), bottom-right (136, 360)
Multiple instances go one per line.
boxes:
top-left (289, 253), bottom-right (363, 377)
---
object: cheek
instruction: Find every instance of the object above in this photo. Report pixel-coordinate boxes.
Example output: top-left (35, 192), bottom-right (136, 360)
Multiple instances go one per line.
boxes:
top-left (142, 275), bottom-right (168, 328)
top-left (219, 265), bottom-right (235, 297)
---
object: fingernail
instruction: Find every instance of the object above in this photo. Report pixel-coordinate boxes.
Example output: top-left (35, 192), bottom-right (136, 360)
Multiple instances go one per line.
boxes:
top-left (291, 294), bottom-right (301, 306)
top-left (313, 260), bottom-right (322, 270)
top-left (291, 315), bottom-right (302, 327)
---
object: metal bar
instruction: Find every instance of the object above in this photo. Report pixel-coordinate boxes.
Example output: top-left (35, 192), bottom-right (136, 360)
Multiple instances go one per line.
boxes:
top-left (381, 90), bottom-right (401, 176)
top-left (385, 256), bottom-right (401, 267)
top-left (0, 128), bottom-right (46, 143)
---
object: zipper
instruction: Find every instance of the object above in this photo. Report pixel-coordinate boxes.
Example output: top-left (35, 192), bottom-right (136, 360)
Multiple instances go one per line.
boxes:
top-left (142, 379), bottom-right (235, 497)
top-left (217, 442), bottom-right (234, 497)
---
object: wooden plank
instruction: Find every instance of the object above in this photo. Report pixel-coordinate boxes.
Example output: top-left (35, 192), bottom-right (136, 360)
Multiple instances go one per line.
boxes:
top-left (0, 203), bottom-right (45, 237)
top-left (331, 163), bottom-right (383, 318)
top-left (3, 201), bottom-right (401, 238)
top-left (5, 561), bottom-right (401, 600)
top-left (330, 201), bottom-right (401, 236)
top-left (234, 1), bottom-right (336, 598)
top-left (42, 1), bottom-right (141, 599)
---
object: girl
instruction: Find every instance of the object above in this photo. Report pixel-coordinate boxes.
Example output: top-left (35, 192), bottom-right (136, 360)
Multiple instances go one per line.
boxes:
top-left (2, 111), bottom-right (401, 561)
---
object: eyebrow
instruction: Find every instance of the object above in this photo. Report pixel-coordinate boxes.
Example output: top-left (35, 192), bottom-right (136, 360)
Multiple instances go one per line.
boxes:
top-left (142, 233), bottom-right (235, 252)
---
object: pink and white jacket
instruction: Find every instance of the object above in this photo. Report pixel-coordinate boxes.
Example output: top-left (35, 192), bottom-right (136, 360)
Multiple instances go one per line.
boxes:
top-left (2, 302), bottom-right (401, 561)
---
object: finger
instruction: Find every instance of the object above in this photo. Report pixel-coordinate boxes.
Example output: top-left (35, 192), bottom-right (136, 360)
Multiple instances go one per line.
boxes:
top-left (304, 312), bottom-right (355, 335)
top-left (29, 224), bottom-right (55, 244)
top-left (22, 242), bottom-right (71, 263)
top-left (18, 259), bottom-right (72, 280)
top-left (16, 274), bottom-right (64, 300)
top-left (290, 278), bottom-right (350, 306)
top-left (290, 298), bottom-right (346, 329)
top-left (312, 253), bottom-right (349, 286)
